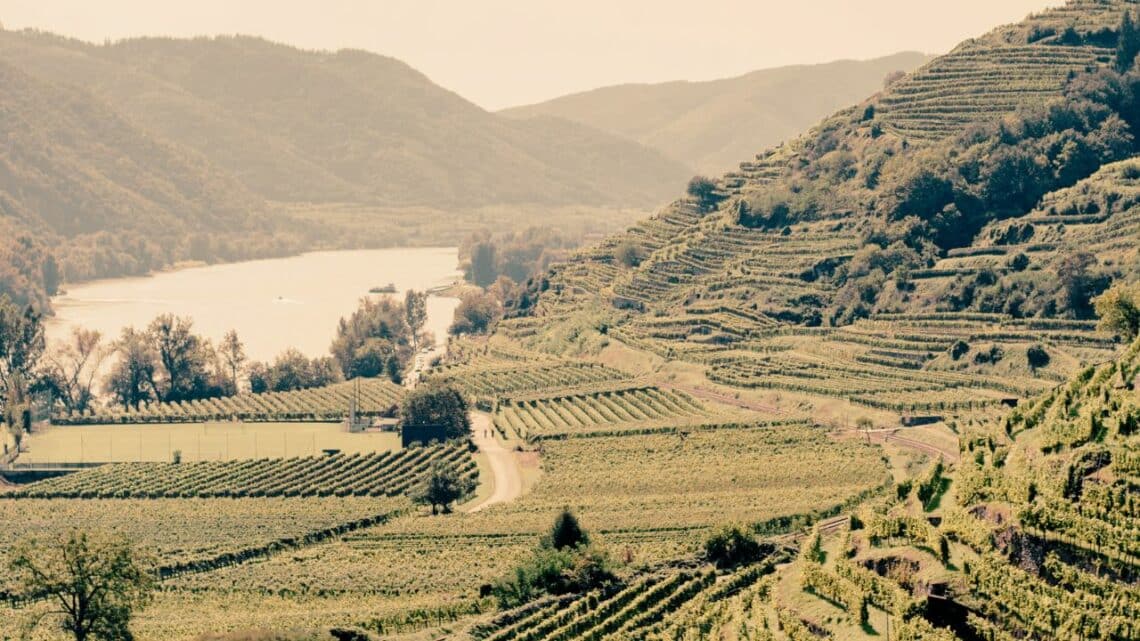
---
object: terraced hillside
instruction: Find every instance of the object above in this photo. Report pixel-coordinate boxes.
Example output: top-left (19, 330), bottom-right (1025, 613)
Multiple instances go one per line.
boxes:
top-left (876, 43), bottom-right (1111, 142)
top-left (423, 358), bottom-right (632, 402)
top-left (515, 0), bottom-right (1140, 417)
top-left (473, 559), bottom-right (783, 641)
top-left (458, 336), bottom-right (1140, 641)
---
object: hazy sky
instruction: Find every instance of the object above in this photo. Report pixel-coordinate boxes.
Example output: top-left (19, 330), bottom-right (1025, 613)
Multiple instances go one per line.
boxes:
top-left (3, 0), bottom-right (1062, 110)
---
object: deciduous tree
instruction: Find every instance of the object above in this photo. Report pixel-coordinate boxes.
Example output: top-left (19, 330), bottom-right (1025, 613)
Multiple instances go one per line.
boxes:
top-left (1095, 282), bottom-right (1140, 340)
top-left (219, 330), bottom-right (246, 395)
top-left (9, 531), bottom-right (155, 641)
top-left (399, 383), bottom-right (470, 440)
top-left (42, 328), bottom-right (107, 414)
top-left (414, 460), bottom-right (476, 514)
top-left (0, 294), bottom-right (45, 410)
top-left (404, 290), bottom-right (428, 352)
top-left (147, 314), bottom-right (216, 403)
top-left (449, 291), bottom-right (501, 336)
top-left (330, 297), bottom-right (412, 382)
top-left (104, 328), bottom-right (157, 410)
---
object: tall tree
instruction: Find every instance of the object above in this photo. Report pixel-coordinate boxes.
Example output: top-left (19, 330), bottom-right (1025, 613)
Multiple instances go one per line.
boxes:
top-left (0, 295), bottom-right (45, 410)
top-left (146, 314), bottom-right (215, 403)
top-left (404, 290), bottom-right (429, 352)
top-left (399, 383), bottom-right (471, 440)
top-left (449, 291), bottom-right (502, 336)
top-left (42, 328), bottom-right (107, 414)
top-left (5, 373), bottom-right (32, 450)
top-left (104, 328), bottom-right (157, 411)
top-left (330, 297), bottom-right (413, 382)
top-left (219, 330), bottom-right (246, 395)
top-left (414, 460), bottom-right (476, 514)
top-left (470, 242), bottom-right (498, 288)
top-left (1056, 253), bottom-right (1099, 316)
top-left (547, 509), bottom-right (590, 551)
top-left (1119, 9), bottom-right (1140, 71)
top-left (9, 531), bottom-right (155, 641)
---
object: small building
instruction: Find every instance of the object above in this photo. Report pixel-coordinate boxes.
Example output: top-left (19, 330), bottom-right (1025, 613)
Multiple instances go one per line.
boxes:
top-left (401, 424), bottom-right (449, 448)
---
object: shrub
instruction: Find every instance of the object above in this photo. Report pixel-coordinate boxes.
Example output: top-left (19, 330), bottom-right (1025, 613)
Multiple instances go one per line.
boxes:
top-left (704, 525), bottom-right (767, 569)
top-left (949, 340), bottom-right (970, 361)
top-left (1094, 282), bottom-right (1140, 340)
top-left (1026, 344), bottom-right (1051, 371)
top-left (547, 508), bottom-right (589, 550)
top-left (614, 240), bottom-right (646, 268)
top-left (687, 176), bottom-right (724, 210)
top-left (973, 345), bottom-right (1004, 365)
top-left (1008, 253), bottom-right (1031, 272)
top-left (492, 511), bottom-right (615, 608)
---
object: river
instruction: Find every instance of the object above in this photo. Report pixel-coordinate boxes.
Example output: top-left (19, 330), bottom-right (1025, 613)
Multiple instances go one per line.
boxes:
top-left (45, 248), bottom-right (462, 363)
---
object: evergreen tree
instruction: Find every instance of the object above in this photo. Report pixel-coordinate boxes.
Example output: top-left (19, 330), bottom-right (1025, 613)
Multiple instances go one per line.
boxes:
top-left (470, 242), bottom-right (498, 288)
top-left (1118, 9), bottom-right (1140, 71)
top-left (547, 508), bottom-right (589, 550)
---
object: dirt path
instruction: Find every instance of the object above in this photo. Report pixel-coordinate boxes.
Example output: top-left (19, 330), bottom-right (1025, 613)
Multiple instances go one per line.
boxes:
top-left (881, 432), bottom-right (959, 463)
top-left (659, 383), bottom-right (783, 414)
top-left (842, 428), bottom-right (959, 463)
top-left (468, 412), bottom-right (524, 512)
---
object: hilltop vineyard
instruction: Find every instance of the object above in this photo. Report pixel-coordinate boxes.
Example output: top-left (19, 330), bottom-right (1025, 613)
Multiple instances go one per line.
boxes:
top-left (493, 385), bottom-right (710, 439)
top-left (422, 359), bottom-right (632, 400)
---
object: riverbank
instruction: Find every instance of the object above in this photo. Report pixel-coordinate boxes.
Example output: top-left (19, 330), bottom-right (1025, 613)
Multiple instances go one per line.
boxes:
top-left (46, 248), bottom-right (463, 364)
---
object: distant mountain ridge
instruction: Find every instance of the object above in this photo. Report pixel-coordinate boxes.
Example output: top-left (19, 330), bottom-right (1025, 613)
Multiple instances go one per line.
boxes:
top-left (501, 52), bottom-right (932, 174)
top-left (0, 28), bottom-right (706, 309)
top-left (0, 30), bottom-right (692, 209)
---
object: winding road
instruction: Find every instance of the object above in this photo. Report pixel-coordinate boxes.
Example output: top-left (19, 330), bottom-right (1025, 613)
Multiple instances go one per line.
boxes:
top-left (467, 412), bottom-right (524, 512)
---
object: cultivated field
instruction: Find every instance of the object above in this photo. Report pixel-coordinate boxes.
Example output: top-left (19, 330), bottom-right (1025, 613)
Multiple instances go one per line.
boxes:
top-left (16, 421), bottom-right (400, 464)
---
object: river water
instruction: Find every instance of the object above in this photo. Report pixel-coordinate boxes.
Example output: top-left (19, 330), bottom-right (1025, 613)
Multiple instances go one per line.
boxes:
top-left (45, 248), bottom-right (462, 363)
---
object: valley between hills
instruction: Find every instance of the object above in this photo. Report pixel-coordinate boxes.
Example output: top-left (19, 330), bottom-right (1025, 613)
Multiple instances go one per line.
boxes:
top-left (2, 2), bottom-right (1140, 641)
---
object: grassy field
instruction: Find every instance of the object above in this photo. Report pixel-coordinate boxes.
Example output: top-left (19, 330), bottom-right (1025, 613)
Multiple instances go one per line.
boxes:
top-left (16, 422), bottom-right (400, 464)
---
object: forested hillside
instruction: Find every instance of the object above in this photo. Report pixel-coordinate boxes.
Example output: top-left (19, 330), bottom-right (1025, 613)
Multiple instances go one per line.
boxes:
top-left (0, 28), bottom-right (700, 311)
top-left (0, 61), bottom-right (301, 310)
top-left (502, 52), bottom-right (932, 174)
top-left (511, 0), bottom-right (1140, 413)
top-left (0, 30), bottom-right (691, 209)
